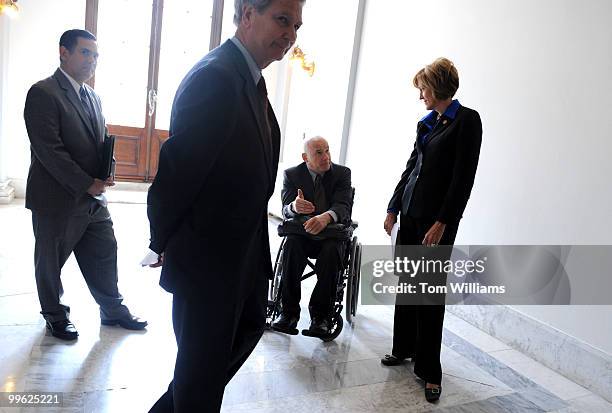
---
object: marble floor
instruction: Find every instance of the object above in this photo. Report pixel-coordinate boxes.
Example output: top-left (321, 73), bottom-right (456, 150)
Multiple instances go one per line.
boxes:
top-left (1, 196), bottom-right (611, 412)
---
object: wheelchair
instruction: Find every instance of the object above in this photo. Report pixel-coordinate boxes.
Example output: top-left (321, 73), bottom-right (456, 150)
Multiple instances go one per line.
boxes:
top-left (266, 200), bottom-right (361, 342)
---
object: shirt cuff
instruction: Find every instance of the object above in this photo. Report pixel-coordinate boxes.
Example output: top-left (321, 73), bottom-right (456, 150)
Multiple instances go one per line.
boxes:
top-left (387, 208), bottom-right (399, 215)
top-left (326, 210), bottom-right (338, 222)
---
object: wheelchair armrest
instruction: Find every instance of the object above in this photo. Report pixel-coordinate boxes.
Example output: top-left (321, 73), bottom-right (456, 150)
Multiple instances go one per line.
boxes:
top-left (326, 222), bottom-right (348, 231)
top-left (277, 216), bottom-right (355, 241)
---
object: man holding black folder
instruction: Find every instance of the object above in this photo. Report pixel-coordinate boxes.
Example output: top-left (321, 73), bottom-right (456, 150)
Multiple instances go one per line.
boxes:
top-left (23, 29), bottom-right (146, 341)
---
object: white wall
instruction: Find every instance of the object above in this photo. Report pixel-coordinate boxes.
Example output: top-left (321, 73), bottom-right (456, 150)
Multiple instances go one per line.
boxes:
top-left (1, 0), bottom-right (86, 196)
top-left (347, 0), bottom-right (612, 354)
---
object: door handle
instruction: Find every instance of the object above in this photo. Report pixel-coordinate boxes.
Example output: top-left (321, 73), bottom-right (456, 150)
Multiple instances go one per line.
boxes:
top-left (148, 89), bottom-right (158, 117)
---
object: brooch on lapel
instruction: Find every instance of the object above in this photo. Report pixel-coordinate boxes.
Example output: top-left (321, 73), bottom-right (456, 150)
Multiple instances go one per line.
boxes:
top-left (442, 119), bottom-right (448, 125)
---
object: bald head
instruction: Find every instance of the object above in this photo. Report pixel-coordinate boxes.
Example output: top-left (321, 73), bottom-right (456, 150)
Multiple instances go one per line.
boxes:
top-left (303, 136), bottom-right (327, 153)
top-left (302, 136), bottom-right (331, 174)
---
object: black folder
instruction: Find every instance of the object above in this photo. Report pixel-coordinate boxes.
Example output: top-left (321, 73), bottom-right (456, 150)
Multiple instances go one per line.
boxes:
top-left (99, 134), bottom-right (115, 179)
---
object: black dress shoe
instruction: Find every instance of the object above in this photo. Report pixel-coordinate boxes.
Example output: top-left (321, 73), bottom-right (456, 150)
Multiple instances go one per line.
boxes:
top-left (425, 386), bottom-right (442, 403)
top-left (381, 353), bottom-right (417, 366)
top-left (271, 314), bottom-right (299, 335)
top-left (381, 354), bottom-right (405, 366)
top-left (101, 314), bottom-right (148, 330)
top-left (46, 319), bottom-right (78, 341)
top-left (305, 318), bottom-right (330, 336)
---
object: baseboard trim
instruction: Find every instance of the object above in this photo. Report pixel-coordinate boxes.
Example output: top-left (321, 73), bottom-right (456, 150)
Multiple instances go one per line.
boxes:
top-left (0, 179), bottom-right (15, 204)
top-left (447, 305), bottom-right (612, 403)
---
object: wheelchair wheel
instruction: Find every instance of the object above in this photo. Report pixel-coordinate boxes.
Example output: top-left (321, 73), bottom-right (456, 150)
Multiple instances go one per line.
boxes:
top-left (266, 238), bottom-right (286, 326)
top-left (322, 314), bottom-right (343, 342)
top-left (345, 278), bottom-right (353, 325)
top-left (345, 237), bottom-right (360, 324)
top-left (351, 243), bottom-right (361, 317)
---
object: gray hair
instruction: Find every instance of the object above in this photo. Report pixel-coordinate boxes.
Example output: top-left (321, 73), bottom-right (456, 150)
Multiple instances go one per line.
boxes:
top-left (233, 0), bottom-right (305, 26)
top-left (303, 136), bottom-right (327, 154)
top-left (234, 0), bottom-right (273, 25)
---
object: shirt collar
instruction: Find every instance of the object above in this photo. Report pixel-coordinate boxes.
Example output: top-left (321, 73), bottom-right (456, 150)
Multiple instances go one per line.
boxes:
top-left (58, 67), bottom-right (83, 96)
top-left (444, 99), bottom-right (461, 119)
top-left (306, 164), bottom-right (331, 181)
top-left (230, 36), bottom-right (262, 85)
top-left (420, 99), bottom-right (461, 125)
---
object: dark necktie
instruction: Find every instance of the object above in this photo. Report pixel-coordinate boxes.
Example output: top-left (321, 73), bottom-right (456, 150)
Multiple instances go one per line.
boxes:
top-left (314, 174), bottom-right (328, 214)
top-left (257, 76), bottom-right (273, 160)
top-left (257, 76), bottom-right (268, 111)
top-left (79, 86), bottom-right (97, 138)
top-left (257, 77), bottom-right (272, 131)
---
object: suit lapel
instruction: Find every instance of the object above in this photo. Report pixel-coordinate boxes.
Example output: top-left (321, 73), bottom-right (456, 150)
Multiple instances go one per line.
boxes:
top-left (268, 108), bottom-right (281, 177)
top-left (87, 88), bottom-right (106, 162)
top-left (54, 70), bottom-right (97, 143)
top-left (84, 84), bottom-right (104, 143)
top-left (416, 122), bottom-right (427, 152)
top-left (225, 42), bottom-right (275, 187)
top-left (244, 84), bottom-right (274, 184)
top-left (424, 109), bottom-right (461, 146)
top-left (424, 121), bottom-right (445, 146)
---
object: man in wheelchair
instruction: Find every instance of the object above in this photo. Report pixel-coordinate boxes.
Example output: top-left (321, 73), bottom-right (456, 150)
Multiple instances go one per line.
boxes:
top-left (272, 136), bottom-right (352, 336)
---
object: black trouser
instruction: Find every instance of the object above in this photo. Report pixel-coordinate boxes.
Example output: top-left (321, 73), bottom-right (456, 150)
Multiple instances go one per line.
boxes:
top-left (280, 235), bottom-right (344, 320)
top-left (31, 202), bottom-right (129, 323)
top-left (391, 215), bottom-right (458, 385)
top-left (149, 270), bottom-right (268, 412)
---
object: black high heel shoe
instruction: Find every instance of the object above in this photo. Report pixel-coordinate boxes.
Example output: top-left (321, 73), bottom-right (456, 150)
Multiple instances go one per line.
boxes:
top-left (425, 385), bottom-right (442, 403)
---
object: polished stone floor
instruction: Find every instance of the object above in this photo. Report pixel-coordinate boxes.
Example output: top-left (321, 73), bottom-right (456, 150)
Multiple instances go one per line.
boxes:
top-left (1, 197), bottom-right (610, 412)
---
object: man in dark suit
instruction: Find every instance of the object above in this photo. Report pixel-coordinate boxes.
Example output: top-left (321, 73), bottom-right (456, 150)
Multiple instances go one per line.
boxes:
top-left (23, 29), bottom-right (147, 341)
top-left (147, 0), bottom-right (304, 410)
top-left (271, 136), bottom-right (352, 336)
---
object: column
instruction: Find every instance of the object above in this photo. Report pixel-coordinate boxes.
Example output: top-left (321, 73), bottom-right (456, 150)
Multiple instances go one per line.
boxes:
top-left (0, 14), bottom-right (15, 203)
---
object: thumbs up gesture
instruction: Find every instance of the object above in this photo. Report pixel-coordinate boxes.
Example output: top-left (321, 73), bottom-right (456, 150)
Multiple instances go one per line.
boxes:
top-left (292, 188), bottom-right (315, 215)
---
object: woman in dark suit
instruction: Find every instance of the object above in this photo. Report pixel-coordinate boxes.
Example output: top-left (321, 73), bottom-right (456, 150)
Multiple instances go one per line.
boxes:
top-left (380, 57), bottom-right (482, 403)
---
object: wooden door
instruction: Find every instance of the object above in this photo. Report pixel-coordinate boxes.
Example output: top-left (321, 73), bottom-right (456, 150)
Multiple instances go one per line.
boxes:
top-left (86, 0), bottom-right (221, 181)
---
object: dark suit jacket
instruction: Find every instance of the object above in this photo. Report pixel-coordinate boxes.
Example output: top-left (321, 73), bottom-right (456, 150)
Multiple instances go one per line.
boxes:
top-left (24, 69), bottom-right (106, 215)
top-left (388, 105), bottom-right (482, 225)
top-left (147, 40), bottom-right (281, 294)
top-left (281, 162), bottom-right (352, 224)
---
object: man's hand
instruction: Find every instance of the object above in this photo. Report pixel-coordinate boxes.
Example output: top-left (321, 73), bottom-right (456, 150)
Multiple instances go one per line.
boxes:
top-left (87, 178), bottom-right (114, 196)
top-left (384, 212), bottom-right (397, 236)
top-left (149, 252), bottom-right (164, 268)
top-left (292, 188), bottom-right (315, 215)
top-left (423, 221), bottom-right (446, 246)
top-left (304, 213), bottom-right (332, 235)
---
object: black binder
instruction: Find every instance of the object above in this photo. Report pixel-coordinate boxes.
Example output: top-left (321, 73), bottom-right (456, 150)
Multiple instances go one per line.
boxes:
top-left (99, 134), bottom-right (115, 179)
